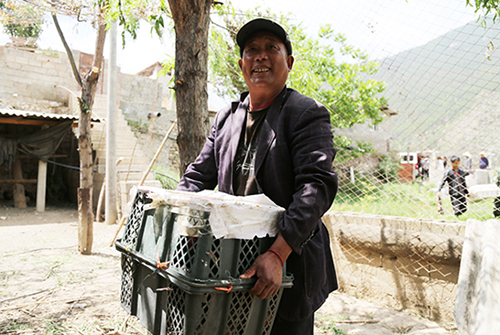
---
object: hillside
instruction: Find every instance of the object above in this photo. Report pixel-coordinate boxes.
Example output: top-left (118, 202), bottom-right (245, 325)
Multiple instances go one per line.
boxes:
top-left (371, 17), bottom-right (500, 157)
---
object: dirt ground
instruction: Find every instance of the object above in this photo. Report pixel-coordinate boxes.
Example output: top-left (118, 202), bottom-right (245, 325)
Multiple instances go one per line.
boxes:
top-left (0, 203), bottom-right (457, 335)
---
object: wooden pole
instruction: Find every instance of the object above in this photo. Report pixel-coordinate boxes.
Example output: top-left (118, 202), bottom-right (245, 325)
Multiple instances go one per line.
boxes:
top-left (13, 158), bottom-right (27, 208)
top-left (36, 160), bottom-right (47, 212)
top-left (96, 158), bottom-right (123, 222)
top-left (96, 181), bottom-right (106, 222)
top-left (109, 121), bottom-right (177, 247)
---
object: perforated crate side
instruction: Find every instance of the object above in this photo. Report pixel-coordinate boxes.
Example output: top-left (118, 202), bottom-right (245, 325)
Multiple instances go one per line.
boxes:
top-left (120, 254), bottom-right (136, 314)
top-left (169, 226), bottom-right (274, 281)
top-left (122, 191), bottom-right (152, 248)
top-left (158, 283), bottom-right (282, 335)
top-left (159, 281), bottom-right (186, 335)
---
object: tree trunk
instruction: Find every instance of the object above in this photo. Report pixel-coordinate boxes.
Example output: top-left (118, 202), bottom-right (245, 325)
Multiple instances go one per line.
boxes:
top-left (77, 13), bottom-right (107, 255)
top-left (169, 0), bottom-right (212, 175)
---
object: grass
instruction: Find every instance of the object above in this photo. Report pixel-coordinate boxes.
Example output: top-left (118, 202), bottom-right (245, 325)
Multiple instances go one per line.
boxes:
top-left (1, 321), bottom-right (31, 332)
top-left (331, 181), bottom-right (496, 222)
top-left (152, 165), bottom-right (179, 190)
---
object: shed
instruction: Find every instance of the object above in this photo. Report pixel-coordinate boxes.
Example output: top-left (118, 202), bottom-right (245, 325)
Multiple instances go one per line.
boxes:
top-left (0, 108), bottom-right (101, 211)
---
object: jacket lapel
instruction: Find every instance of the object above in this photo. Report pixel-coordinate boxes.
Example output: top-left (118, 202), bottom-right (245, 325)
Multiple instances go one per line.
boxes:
top-left (227, 94), bottom-right (249, 193)
top-left (255, 88), bottom-right (288, 175)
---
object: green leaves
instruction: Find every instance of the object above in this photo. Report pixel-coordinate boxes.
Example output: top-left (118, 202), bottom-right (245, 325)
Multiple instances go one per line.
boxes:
top-left (466, 0), bottom-right (500, 23)
top-left (208, 4), bottom-right (388, 130)
top-left (103, 0), bottom-right (171, 47)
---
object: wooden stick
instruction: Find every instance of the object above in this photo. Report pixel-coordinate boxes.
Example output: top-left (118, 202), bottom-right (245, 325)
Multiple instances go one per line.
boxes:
top-left (334, 319), bottom-right (380, 324)
top-left (138, 121), bottom-right (177, 186)
top-left (0, 292), bottom-right (114, 312)
top-left (0, 289), bottom-right (49, 304)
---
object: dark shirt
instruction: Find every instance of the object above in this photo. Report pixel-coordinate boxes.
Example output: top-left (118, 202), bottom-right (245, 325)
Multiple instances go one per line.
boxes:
top-left (438, 168), bottom-right (469, 197)
top-left (233, 107), bottom-right (269, 195)
top-left (479, 157), bottom-right (489, 169)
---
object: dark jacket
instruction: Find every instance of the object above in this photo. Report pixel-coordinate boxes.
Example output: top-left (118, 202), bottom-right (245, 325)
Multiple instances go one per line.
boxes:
top-left (438, 168), bottom-right (469, 197)
top-left (177, 87), bottom-right (338, 320)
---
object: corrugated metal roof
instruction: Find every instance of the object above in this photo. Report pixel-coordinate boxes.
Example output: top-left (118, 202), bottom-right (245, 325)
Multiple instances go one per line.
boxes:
top-left (0, 108), bottom-right (102, 122)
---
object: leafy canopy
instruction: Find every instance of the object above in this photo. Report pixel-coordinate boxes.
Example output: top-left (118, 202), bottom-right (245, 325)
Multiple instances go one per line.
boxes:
top-left (209, 4), bottom-right (388, 129)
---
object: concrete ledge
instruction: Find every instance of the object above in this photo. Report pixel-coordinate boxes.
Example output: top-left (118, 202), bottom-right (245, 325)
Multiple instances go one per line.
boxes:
top-left (324, 211), bottom-right (465, 325)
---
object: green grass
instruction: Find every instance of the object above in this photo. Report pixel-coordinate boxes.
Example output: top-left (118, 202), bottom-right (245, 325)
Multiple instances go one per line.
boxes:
top-left (331, 181), bottom-right (496, 222)
top-left (152, 165), bottom-right (179, 190)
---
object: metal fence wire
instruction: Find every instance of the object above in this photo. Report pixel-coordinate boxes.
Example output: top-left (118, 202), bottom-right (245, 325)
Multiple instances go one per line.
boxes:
top-left (276, 0), bottom-right (500, 223)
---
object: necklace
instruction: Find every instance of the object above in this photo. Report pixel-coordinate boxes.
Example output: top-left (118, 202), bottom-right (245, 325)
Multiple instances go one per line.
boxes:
top-left (249, 101), bottom-right (274, 111)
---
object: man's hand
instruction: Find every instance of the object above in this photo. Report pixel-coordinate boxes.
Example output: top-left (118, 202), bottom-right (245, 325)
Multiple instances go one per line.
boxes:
top-left (239, 251), bottom-right (283, 299)
top-left (239, 233), bottom-right (292, 300)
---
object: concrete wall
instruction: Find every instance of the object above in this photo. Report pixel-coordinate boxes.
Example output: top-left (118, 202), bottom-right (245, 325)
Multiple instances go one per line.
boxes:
top-left (0, 45), bottom-right (178, 207)
top-left (323, 211), bottom-right (465, 326)
top-left (0, 45), bottom-right (175, 120)
top-left (0, 46), bottom-right (82, 112)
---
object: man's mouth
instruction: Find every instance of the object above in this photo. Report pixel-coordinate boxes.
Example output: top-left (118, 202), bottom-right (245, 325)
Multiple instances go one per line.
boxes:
top-left (253, 68), bottom-right (270, 73)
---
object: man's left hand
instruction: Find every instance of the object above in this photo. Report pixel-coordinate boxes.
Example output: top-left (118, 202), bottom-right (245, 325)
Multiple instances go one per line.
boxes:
top-left (239, 251), bottom-right (283, 299)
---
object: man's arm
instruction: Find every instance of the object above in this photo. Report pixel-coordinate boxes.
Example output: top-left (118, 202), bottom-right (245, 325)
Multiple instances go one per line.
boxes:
top-left (437, 170), bottom-right (449, 193)
top-left (176, 116), bottom-right (219, 192)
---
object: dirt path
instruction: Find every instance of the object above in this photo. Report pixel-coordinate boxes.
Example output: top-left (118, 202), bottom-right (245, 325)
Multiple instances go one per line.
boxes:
top-left (0, 205), bottom-right (456, 334)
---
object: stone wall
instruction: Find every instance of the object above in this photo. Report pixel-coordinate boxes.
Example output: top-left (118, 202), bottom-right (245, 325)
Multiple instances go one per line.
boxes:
top-left (323, 211), bottom-right (465, 326)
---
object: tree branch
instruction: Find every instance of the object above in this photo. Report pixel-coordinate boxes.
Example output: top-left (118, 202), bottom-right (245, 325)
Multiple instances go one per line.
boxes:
top-left (51, 13), bottom-right (83, 89)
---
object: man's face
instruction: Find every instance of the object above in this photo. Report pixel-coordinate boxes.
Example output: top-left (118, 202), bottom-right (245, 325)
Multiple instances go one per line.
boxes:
top-left (238, 32), bottom-right (294, 96)
top-left (451, 159), bottom-right (460, 170)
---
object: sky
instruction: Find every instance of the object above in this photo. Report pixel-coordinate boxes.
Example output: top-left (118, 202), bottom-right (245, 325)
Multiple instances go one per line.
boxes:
top-left (0, 0), bottom-right (480, 108)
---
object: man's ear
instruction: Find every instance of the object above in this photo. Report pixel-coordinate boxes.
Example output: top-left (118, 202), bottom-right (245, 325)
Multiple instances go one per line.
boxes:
top-left (287, 55), bottom-right (294, 72)
top-left (238, 59), bottom-right (243, 70)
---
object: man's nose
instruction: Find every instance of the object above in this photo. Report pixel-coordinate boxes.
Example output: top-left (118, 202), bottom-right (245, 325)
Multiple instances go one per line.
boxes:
top-left (254, 51), bottom-right (268, 61)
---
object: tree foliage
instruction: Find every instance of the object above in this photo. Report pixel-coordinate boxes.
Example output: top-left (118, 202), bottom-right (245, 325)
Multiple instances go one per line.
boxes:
top-left (209, 4), bottom-right (388, 130)
top-left (466, 0), bottom-right (500, 22)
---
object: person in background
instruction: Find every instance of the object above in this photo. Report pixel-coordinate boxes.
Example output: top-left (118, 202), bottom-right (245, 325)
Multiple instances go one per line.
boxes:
top-left (421, 156), bottom-right (430, 180)
top-left (463, 152), bottom-right (472, 171)
top-left (437, 156), bottom-right (469, 217)
top-left (176, 18), bottom-right (338, 335)
top-left (479, 152), bottom-right (489, 169)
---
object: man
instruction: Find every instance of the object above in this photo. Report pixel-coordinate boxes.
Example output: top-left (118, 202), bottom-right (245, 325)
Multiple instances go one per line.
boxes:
top-left (479, 152), bottom-right (489, 169)
top-left (437, 156), bottom-right (469, 217)
top-left (176, 18), bottom-right (338, 334)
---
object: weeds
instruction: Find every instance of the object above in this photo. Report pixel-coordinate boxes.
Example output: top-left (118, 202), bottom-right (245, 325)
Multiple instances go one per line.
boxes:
top-left (332, 181), bottom-right (495, 221)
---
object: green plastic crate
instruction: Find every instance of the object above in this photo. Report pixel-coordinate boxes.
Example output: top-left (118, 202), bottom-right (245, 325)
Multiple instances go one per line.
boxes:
top-left (117, 188), bottom-right (293, 335)
top-left (117, 247), bottom-right (292, 335)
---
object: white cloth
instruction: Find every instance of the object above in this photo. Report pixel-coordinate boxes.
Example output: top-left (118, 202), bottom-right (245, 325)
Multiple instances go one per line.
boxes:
top-left (137, 186), bottom-right (284, 239)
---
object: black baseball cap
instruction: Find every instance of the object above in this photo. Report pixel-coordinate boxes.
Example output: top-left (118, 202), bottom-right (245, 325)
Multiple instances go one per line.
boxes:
top-left (236, 18), bottom-right (293, 57)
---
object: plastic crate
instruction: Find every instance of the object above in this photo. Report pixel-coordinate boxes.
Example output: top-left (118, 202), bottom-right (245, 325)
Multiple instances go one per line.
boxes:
top-left (117, 247), bottom-right (292, 335)
top-left (121, 188), bottom-right (283, 282)
top-left (116, 188), bottom-right (293, 335)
